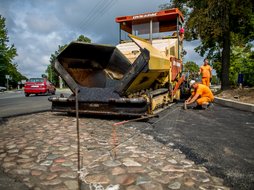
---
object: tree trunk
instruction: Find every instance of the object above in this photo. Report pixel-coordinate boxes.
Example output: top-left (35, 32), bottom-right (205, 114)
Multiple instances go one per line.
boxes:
top-left (221, 30), bottom-right (230, 90)
top-left (221, 2), bottom-right (230, 90)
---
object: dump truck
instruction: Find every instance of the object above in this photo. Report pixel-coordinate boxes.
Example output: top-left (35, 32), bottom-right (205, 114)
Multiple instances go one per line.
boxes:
top-left (49, 8), bottom-right (185, 117)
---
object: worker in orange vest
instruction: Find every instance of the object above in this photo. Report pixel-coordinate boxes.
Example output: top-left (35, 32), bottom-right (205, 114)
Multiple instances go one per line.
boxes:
top-left (185, 80), bottom-right (214, 109)
top-left (199, 58), bottom-right (212, 87)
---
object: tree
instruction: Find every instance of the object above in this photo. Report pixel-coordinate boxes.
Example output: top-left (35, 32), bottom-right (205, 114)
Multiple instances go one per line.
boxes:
top-left (8, 63), bottom-right (27, 88)
top-left (76, 35), bottom-right (91, 43)
top-left (0, 15), bottom-right (21, 87)
top-left (183, 61), bottom-right (199, 80)
top-left (46, 35), bottom-right (91, 87)
top-left (212, 34), bottom-right (254, 87)
top-left (46, 44), bottom-right (67, 87)
top-left (160, 0), bottom-right (254, 90)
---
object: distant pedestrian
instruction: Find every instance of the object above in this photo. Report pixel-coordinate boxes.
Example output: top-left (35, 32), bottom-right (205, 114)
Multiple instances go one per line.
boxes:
top-left (199, 58), bottom-right (212, 87)
top-left (185, 80), bottom-right (214, 109)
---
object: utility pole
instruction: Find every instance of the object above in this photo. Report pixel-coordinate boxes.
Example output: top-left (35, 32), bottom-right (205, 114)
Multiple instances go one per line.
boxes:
top-left (5, 75), bottom-right (9, 90)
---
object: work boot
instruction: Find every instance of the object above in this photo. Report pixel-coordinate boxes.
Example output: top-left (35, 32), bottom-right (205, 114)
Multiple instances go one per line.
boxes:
top-left (208, 102), bottom-right (214, 110)
top-left (202, 102), bottom-right (215, 110)
top-left (201, 102), bottom-right (209, 109)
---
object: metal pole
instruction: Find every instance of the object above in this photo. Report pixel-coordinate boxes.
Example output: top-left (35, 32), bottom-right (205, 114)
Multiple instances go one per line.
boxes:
top-left (75, 87), bottom-right (81, 190)
top-left (6, 78), bottom-right (9, 91)
top-left (149, 19), bottom-right (153, 43)
top-left (177, 16), bottom-right (180, 59)
top-left (119, 24), bottom-right (121, 44)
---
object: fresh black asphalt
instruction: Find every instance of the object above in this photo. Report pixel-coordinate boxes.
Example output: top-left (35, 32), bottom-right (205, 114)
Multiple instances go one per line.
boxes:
top-left (130, 103), bottom-right (254, 190)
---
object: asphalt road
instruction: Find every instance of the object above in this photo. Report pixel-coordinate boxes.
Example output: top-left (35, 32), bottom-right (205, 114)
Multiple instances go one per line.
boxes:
top-left (130, 103), bottom-right (254, 189)
top-left (0, 89), bottom-right (71, 118)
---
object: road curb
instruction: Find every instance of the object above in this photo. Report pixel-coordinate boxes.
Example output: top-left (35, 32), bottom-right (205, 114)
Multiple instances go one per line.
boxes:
top-left (214, 97), bottom-right (254, 113)
top-left (0, 109), bottom-right (51, 119)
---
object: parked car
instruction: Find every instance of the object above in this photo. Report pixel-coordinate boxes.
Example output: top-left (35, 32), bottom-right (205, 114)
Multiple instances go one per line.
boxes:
top-left (24, 78), bottom-right (56, 97)
top-left (0, 86), bottom-right (7, 92)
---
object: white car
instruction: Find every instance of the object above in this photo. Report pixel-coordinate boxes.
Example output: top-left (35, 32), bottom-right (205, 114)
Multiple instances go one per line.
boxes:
top-left (0, 86), bottom-right (7, 92)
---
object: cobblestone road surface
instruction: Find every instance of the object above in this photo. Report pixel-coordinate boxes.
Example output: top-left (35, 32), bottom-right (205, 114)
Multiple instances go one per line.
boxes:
top-left (0, 111), bottom-right (230, 190)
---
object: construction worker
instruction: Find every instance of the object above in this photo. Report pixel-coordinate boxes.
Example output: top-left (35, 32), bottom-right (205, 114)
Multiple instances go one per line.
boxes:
top-left (179, 28), bottom-right (184, 42)
top-left (185, 80), bottom-right (214, 109)
top-left (199, 58), bottom-right (212, 87)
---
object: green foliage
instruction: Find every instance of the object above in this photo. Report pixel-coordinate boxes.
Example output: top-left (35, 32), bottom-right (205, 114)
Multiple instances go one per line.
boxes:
top-left (229, 44), bottom-right (254, 86)
top-left (0, 15), bottom-right (25, 88)
top-left (159, 0), bottom-right (254, 90)
top-left (46, 44), bottom-right (67, 86)
top-left (183, 61), bottom-right (199, 80)
top-left (8, 63), bottom-right (27, 82)
top-left (211, 75), bottom-right (220, 85)
top-left (159, 1), bottom-right (188, 16)
top-left (212, 34), bottom-right (254, 87)
top-left (76, 35), bottom-right (91, 43)
top-left (46, 35), bottom-right (91, 87)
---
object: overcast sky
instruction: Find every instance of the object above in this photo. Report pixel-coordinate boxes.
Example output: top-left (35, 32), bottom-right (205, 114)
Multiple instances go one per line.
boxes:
top-left (0, 0), bottom-right (202, 79)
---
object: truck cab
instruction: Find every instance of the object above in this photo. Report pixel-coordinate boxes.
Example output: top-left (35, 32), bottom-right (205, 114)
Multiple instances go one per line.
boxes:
top-left (116, 8), bottom-right (184, 62)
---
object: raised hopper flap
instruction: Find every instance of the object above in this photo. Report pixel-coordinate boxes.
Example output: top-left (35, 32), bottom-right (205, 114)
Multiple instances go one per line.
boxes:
top-left (55, 41), bottom-right (132, 92)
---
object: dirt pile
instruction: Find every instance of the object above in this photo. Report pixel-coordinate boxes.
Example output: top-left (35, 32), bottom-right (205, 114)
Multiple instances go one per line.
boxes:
top-left (216, 87), bottom-right (254, 104)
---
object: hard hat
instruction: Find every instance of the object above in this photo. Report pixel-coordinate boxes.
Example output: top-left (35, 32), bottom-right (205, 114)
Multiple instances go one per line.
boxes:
top-left (189, 80), bottom-right (196, 87)
top-left (180, 28), bottom-right (184, 33)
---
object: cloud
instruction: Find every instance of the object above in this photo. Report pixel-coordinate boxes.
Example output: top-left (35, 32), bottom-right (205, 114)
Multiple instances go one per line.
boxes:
top-left (0, 0), bottom-right (202, 79)
top-left (25, 14), bottom-right (62, 34)
top-left (184, 40), bottom-right (203, 65)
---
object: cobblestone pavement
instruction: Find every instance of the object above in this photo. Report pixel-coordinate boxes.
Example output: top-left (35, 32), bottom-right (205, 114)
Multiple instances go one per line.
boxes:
top-left (0, 112), bottom-right (229, 190)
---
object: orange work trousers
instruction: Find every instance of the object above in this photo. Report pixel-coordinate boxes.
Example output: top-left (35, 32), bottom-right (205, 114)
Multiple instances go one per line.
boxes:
top-left (197, 97), bottom-right (213, 105)
top-left (202, 77), bottom-right (210, 87)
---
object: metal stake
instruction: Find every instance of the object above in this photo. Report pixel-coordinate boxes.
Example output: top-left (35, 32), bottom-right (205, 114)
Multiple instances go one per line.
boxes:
top-left (75, 87), bottom-right (81, 190)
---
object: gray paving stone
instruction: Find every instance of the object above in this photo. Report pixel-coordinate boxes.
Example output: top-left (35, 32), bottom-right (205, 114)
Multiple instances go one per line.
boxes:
top-left (17, 158), bottom-right (34, 163)
top-left (63, 180), bottom-right (78, 190)
top-left (136, 176), bottom-right (151, 185)
top-left (114, 174), bottom-right (136, 186)
top-left (13, 169), bottom-right (30, 175)
top-left (85, 174), bottom-right (110, 184)
top-left (0, 112), bottom-right (229, 190)
top-left (111, 167), bottom-right (126, 176)
top-left (31, 165), bottom-right (47, 171)
top-left (46, 154), bottom-right (61, 160)
top-left (41, 179), bottom-right (62, 186)
top-left (122, 158), bottom-right (142, 167)
top-left (4, 157), bottom-right (15, 162)
top-left (139, 182), bottom-right (163, 190)
top-left (7, 149), bottom-right (19, 153)
top-left (31, 170), bottom-right (42, 176)
top-left (168, 181), bottom-right (181, 189)
top-left (60, 172), bottom-right (77, 179)
top-left (2, 162), bottom-right (16, 168)
top-left (40, 160), bottom-right (53, 166)
top-left (103, 160), bottom-right (122, 167)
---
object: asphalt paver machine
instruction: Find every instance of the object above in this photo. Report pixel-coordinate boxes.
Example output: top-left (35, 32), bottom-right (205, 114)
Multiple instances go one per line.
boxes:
top-left (49, 8), bottom-right (185, 117)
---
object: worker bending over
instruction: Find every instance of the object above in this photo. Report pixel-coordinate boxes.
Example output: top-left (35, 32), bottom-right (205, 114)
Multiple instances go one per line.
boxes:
top-left (185, 80), bottom-right (214, 109)
top-left (199, 58), bottom-right (212, 87)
